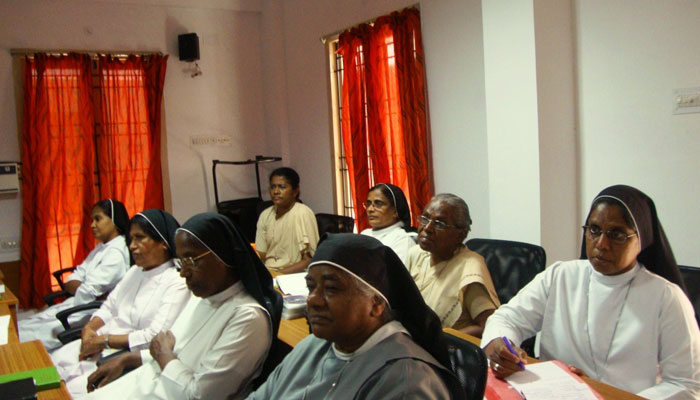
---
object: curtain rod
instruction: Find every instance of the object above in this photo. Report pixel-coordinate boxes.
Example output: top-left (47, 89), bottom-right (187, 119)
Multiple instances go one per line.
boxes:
top-left (320, 3), bottom-right (420, 44)
top-left (10, 48), bottom-right (163, 58)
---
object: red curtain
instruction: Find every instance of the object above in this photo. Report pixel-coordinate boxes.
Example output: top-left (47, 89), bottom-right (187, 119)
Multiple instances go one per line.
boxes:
top-left (338, 8), bottom-right (433, 232)
top-left (97, 55), bottom-right (167, 215)
top-left (20, 54), bottom-right (97, 308)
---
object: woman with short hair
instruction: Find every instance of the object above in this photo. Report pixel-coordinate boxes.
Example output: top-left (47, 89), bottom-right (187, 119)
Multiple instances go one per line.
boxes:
top-left (255, 167), bottom-right (319, 274)
top-left (51, 209), bottom-right (190, 397)
top-left (360, 183), bottom-right (416, 264)
top-left (19, 199), bottom-right (130, 350)
top-left (482, 185), bottom-right (700, 399)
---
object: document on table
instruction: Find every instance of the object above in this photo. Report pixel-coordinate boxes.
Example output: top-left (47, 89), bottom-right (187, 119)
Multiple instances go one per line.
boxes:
top-left (275, 272), bottom-right (309, 297)
top-left (0, 314), bottom-right (10, 345)
top-left (505, 361), bottom-right (602, 399)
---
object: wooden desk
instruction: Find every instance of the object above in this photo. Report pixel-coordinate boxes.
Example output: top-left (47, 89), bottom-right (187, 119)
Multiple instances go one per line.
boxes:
top-left (443, 328), bottom-right (644, 400)
top-left (0, 340), bottom-right (71, 399)
top-left (0, 279), bottom-right (19, 335)
top-left (278, 317), bottom-right (310, 348)
top-left (0, 303), bottom-right (19, 344)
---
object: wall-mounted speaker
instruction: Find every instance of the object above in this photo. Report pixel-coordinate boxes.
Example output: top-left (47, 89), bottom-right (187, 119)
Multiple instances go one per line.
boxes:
top-left (178, 33), bottom-right (200, 62)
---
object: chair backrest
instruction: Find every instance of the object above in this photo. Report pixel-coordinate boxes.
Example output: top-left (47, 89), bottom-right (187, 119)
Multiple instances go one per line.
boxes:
top-left (315, 213), bottom-right (354, 237)
top-left (443, 331), bottom-right (487, 400)
top-left (466, 238), bottom-right (546, 304)
top-left (679, 265), bottom-right (700, 327)
top-left (217, 197), bottom-right (264, 243)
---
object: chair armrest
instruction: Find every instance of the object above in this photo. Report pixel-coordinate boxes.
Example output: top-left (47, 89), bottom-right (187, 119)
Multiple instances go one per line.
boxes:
top-left (44, 290), bottom-right (71, 306)
top-left (52, 267), bottom-right (77, 291)
top-left (55, 301), bottom-right (103, 330)
top-left (57, 327), bottom-right (83, 344)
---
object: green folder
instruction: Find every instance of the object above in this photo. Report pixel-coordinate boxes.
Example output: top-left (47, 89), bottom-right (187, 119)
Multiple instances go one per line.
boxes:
top-left (0, 366), bottom-right (61, 391)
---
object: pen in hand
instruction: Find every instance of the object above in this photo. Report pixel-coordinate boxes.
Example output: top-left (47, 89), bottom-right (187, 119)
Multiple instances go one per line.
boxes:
top-left (502, 336), bottom-right (526, 371)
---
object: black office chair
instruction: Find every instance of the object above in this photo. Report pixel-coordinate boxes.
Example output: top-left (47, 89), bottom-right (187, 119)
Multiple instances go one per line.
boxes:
top-left (43, 267), bottom-right (78, 305)
top-left (466, 238), bottom-right (546, 305)
top-left (679, 265), bottom-right (700, 327)
top-left (315, 213), bottom-right (354, 236)
top-left (443, 331), bottom-right (487, 400)
top-left (54, 301), bottom-right (104, 344)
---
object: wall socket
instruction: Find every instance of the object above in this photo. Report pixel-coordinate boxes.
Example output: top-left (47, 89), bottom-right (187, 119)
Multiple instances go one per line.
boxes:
top-left (0, 238), bottom-right (20, 252)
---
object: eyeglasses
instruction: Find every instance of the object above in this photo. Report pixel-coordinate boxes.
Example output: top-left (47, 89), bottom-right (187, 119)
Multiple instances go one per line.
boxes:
top-left (363, 200), bottom-right (389, 210)
top-left (174, 250), bottom-right (212, 272)
top-left (417, 215), bottom-right (459, 231)
top-left (582, 225), bottom-right (637, 245)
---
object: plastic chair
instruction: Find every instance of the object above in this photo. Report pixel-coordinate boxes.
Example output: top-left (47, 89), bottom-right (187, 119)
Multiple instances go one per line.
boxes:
top-left (679, 265), bottom-right (700, 327)
top-left (43, 267), bottom-right (78, 305)
top-left (465, 238), bottom-right (546, 304)
top-left (315, 213), bottom-right (354, 237)
top-left (443, 330), bottom-right (487, 400)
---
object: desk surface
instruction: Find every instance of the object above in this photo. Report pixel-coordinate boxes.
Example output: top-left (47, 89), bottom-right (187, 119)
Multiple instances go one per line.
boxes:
top-left (277, 317), bottom-right (643, 400)
top-left (0, 340), bottom-right (71, 400)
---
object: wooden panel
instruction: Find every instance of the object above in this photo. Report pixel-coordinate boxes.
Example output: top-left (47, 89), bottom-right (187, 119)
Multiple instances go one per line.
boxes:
top-left (0, 260), bottom-right (20, 297)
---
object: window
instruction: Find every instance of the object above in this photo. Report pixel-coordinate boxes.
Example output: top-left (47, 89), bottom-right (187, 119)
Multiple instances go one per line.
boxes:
top-left (325, 7), bottom-right (434, 233)
top-left (17, 52), bottom-right (167, 306)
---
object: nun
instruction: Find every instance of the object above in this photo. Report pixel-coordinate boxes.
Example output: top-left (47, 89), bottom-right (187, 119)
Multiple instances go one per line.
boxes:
top-left (482, 185), bottom-right (700, 399)
top-left (84, 212), bottom-right (282, 400)
top-left (19, 199), bottom-right (131, 350)
top-left (247, 233), bottom-right (466, 400)
top-left (361, 183), bottom-right (417, 264)
top-left (51, 209), bottom-right (190, 396)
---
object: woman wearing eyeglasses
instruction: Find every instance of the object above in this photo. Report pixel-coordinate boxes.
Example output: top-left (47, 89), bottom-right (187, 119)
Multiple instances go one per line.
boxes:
top-left (51, 209), bottom-right (190, 397)
top-left (255, 167), bottom-right (320, 274)
top-left (360, 183), bottom-right (417, 265)
top-left (482, 185), bottom-right (700, 399)
top-left (405, 193), bottom-right (500, 338)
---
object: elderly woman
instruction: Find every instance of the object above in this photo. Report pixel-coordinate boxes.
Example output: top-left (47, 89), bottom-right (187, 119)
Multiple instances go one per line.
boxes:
top-left (405, 193), bottom-right (500, 337)
top-left (255, 167), bottom-right (320, 274)
top-left (84, 213), bottom-right (281, 400)
top-left (482, 185), bottom-right (700, 399)
top-left (247, 233), bottom-right (465, 400)
top-left (20, 199), bottom-right (130, 350)
top-left (51, 209), bottom-right (189, 396)
top-left (360, 183), bottom-right (416, 264)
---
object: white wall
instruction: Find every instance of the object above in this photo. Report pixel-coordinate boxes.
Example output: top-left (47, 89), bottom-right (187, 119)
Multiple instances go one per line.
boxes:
top-left (0, 0), bottom-right (268, 261)
top-left (576, 0), bottom-right (700, 266)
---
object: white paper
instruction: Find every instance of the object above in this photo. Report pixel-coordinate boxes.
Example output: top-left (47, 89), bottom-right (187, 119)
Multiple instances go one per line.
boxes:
top-left (0, 314), bottom-right (10, 345)
top-left (275, 272), bottom-right (309, 297)
top-left (505, 361), bottom-right (599, 399)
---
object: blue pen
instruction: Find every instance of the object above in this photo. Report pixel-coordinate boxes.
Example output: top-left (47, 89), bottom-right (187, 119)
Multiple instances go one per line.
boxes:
top-left (502, 336), bottom-right (525, 371)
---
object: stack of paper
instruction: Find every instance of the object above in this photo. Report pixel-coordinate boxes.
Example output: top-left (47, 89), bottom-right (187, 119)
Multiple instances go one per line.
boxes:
top-left (504, 361), bottom-right (602, 399)
top-left (275, 273), bottom-right (309, 319)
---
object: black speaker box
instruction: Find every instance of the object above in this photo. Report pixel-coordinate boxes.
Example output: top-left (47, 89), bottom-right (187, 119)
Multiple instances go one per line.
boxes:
top-left (178, 33), bottom-right (199, 62)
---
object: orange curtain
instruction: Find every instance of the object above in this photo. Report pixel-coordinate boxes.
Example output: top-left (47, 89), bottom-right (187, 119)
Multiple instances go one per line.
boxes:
top-left (338, 8), bottom-right (433, 232)
top-left (97, 55), bottom-right (167, 215)
top-left (20, 54), bottom-right (97, 308)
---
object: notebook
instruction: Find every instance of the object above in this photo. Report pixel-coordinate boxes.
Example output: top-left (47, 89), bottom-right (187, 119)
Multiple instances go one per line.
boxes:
top-left (0, 366), bottom-right (61, 391)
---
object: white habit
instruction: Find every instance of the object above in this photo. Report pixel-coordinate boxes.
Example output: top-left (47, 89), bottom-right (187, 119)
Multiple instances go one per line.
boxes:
top-left (482, 260), bottom-right (700, 399)
top-left (51, 260), bottom-right (189, 396)
top-left (84, 281), bottom-right (272, 400)
top-left (361, 221), bottom-right (416, 265)
top-left (19, 235), bottom-right (130, 350)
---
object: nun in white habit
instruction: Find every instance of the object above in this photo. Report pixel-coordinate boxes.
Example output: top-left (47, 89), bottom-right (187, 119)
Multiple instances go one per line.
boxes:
top-left (19, 199), bottom-right (130, 351)
top-left (83, 212), bottom-right (282, 400)
top-left (51, 209), bottom-right (189, 396)
top-left (482, 185), bottom-right (700, 399)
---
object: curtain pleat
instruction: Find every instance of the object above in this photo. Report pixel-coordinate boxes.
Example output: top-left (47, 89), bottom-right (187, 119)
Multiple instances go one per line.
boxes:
top-left (338, 8), bottom-right (433, 232)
